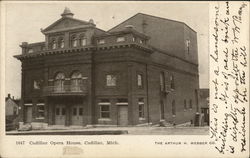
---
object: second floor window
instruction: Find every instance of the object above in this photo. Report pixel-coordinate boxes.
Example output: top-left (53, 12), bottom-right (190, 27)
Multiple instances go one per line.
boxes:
top-left (79, 34), bottom-right (87, 46)
top-left (137, 74), bottom-right (143, 88)
top-left (117, 37), bottom-right (125, 42)
top-left (189, 99), bottom-right (193, 109)
top-left (71, 36), bottom-right (77, 47)
top-left (33, 80), bottom-right (41, 89)
top-left (98, 39), bottom-right (105, 44)
top-left (186, 39), bottom-right (190, 54)
top-left (160, 72), bottom-right (165, 91)
top-left (71, 71), bottom-right (82, 92)
top-left (80, 37), bottom-right (87, 46)
top-left (52, 39), bottom-right (57, 49)
top-left (170, 75), bottom-right (175, 90)
top-left (59, 38), bottom-right (64, 48)
top-left (184, 99), bottom-right (187, 110)
top-left (54, 72), bottom-right (65, 92)
top-left (106, 74), bottom-right (117, 87)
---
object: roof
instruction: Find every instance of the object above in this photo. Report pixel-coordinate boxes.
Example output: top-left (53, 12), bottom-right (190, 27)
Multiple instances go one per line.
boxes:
top-left (108, 12), bottom-right (196, 33)
top-left (96, 27), bottom-right (149, 39)
top-left (42, 17), bottom-right (94, 34)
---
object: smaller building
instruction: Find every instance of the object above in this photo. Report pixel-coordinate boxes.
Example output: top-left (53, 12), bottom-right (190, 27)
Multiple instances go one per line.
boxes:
top-left (5, 94), bottom-right (20, 130)
top-left (198, 89), bottom-right (209, 126)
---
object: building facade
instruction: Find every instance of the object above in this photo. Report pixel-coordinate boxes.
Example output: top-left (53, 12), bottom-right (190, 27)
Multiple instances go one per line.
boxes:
top-left (15, 8), bottom-right (200, 128)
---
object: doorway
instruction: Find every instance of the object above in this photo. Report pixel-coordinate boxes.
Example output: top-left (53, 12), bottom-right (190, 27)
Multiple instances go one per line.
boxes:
top-left (71, 105), bottom-right (83, 126)
top-left (55, 105), bottom-right (66, 125)
top-left (118, 105), bottom-right (128, 126)
top-left (25, 106), bottom-right (32, 123)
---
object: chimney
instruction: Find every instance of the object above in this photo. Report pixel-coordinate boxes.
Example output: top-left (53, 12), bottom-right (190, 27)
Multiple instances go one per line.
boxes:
top-left (12, 96), bottom-right (14, 100)
top-left (20, 42), bottom-right (28, 54)
top-left (8, 93), bottom-right (11, 98)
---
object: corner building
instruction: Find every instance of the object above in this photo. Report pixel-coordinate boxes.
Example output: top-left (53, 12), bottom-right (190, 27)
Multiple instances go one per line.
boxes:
top-left (15, 8), bottom-right (200, 128)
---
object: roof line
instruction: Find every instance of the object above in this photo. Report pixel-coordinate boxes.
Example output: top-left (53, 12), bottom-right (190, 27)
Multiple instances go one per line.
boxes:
top-left (108, 12), bottom-right (196, 33)
top-left (42, 17), bottom-right (91, 33)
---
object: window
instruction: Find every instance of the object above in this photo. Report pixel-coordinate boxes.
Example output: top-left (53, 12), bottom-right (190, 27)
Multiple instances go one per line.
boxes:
top-left (132, 37), bottom-right (136, 42)
top-left (71, 71), bottom-right (82, 92)
top-left (52, 39), bottom-right (57, 49)
top-left (172, 100), bottom-right (176, 116)
top-left (186, 39), bottom-right (190, 54)
top-left (36, 102), bottom-right (45, 119)
top-left (189, 99), bottom-right (193, 109)
top-left (137, 74), bottom-right (143, 88)
top-left (184, 100), bottom-right (187, 110)
top-left (170, 75), bottom-right (175, 90)
top-left (59, 38), bottom-right (64, 48)
top-left (56, 108), bottom-right (60, 115)
top-left (79, 108), bottom-right (83, 116)
top-left (54, 72), bottom-right (65, 92)
top-left (160, 72), bottom-right (165, 91)
top-left (138, 98), bottom-right (144, 118)
top-left (73, 108), bottom-right (77, 116)
top-left (28, 49), bottom-right (34, 53)
top-left (80, 37), bottom-right (87, 46)
top-left (71, 36), bottom-right (77, 47)
top-left (106, 74), bottom-right (117, 87)
top-left (33, 80), bottom-right (41, 89)
top-left (116, 37), bottom-right (125, 42)
top-left (13, 107), bottom-right (18, 115)
top-left (116, 98), bottom-right (128, 105)
top-left (99, 99), bottom-right (110, 118)
top-left (62, 108), bottom-right (66, 115)
top-left (98, 39), bottom-right (105, 44)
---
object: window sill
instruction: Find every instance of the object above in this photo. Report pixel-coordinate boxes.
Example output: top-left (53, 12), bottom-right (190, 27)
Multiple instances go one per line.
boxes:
top-left (98, 118), bottom-right (111, 121)
top-left (36, 117), bottom-right (45, 120)
top-left (139, 117), bottom-right (146, 121)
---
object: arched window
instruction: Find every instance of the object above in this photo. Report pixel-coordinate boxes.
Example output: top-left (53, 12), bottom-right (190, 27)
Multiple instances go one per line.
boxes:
top-left (54, 72), bottom-right (65, 92)
top-left (71, 71), bottom-right (82, 92)
top-left (58, 38), bottom-right (64, 48)
top-left (51, 39), bottom-right (57, 49)
top-left (71, 36), bottom-right (77, 47)
top-left (160, 72), bottom-right (165, 91)
top-left (79, 34), bottom-right (87, 46)
top-left (170, 74), bottom-right (175, 90)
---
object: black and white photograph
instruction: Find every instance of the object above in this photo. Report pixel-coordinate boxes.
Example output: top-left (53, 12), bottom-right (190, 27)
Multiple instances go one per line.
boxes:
top-left (4, 2), bottom-right (210, 135)
top-left (1, 1), bottom-right (249, 158)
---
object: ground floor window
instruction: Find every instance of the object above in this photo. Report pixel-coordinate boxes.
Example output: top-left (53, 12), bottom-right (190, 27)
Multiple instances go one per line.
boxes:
top-left (36, 102), bottom-right (45, 119)
top-left (99, 99), bottom-right (111, 119)
top-left (138, 98), bottom-right (144, 118)
top-left (189, 99), bottom-right (193, 109)
top-left (172, 100), bottom-right (176, 116)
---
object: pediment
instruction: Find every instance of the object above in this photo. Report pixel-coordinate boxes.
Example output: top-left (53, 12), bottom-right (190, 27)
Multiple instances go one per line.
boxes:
top-left (42, 17), bottom-right (92, 33)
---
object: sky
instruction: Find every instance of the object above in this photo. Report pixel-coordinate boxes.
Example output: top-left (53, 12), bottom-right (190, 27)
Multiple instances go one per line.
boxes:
top-left (3, 2), bottom-right (209, 98)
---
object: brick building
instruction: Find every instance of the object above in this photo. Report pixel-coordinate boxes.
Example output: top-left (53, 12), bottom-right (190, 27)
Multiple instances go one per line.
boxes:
top-left (15, 8), bottom-right (200, 128)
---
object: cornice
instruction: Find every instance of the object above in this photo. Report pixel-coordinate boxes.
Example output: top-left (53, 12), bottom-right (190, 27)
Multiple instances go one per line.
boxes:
top-left (14, 43), bottom-right (153, 60)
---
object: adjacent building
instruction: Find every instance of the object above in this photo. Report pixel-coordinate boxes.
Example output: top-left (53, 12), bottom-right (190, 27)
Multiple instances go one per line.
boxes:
top-left (198, 88), bottom-right (209, 126)
top-left (5, 94), bottom-right (20, 130)
top-left (15, 8), bottom-right (200, 128)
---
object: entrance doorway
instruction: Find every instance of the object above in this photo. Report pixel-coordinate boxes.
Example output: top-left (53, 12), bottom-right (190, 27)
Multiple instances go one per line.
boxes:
top-left (55, 105), bottom-right (66, 125)
top-left (25, 106), bottom-right (32, 123)
top-left (118, 105), bottom-right (128, 126)
top-left (71, 105), bottom-right (83, 126)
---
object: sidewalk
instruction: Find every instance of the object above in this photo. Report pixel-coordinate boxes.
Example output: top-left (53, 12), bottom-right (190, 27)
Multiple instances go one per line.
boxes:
top-left (6, 126), bottom-right (209, 135)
